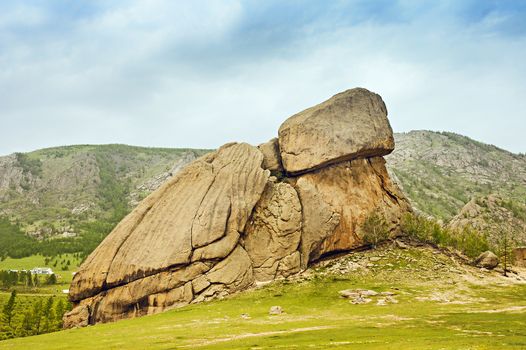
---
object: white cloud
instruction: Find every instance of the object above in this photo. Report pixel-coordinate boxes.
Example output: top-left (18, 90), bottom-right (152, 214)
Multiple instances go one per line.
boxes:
top-left (0, 1), bottom-right (525, 155)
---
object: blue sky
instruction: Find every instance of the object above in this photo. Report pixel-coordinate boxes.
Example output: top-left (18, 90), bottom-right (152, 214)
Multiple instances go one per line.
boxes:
top-left (0, 0), bottom-right (525, 155)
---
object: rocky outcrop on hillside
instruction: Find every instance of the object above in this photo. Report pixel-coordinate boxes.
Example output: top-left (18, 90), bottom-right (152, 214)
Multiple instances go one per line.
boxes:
top-left (64, 88), bottom-right (411, 327)
top-left (448, 195), bottom-right (526, 247)
top-left (385, 131), bottom-right (526, 220)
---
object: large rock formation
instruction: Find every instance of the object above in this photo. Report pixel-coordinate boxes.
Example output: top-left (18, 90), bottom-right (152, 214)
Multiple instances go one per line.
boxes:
top-left (278, 88), bottom-right (394, 174)
top-left (65, 88), bottom-right (410, 327)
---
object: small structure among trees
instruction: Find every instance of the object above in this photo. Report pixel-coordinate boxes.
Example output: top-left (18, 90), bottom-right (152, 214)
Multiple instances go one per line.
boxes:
top-left (29, 267), bottom-right (54, 275)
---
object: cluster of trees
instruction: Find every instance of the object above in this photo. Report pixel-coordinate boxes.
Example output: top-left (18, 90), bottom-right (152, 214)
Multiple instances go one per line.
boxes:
top-left (0, 270), bottom-right (57, 289)
top-left (361, 212), bottom-right (492, 259)
top-left (0, 217), bottom-right (113, 261)
top-left (400, 213), bottom-right (490, 258)
top-left (0, 218), bottom-right (37, 260)
top-left (0, 291), bottom-right (70, 340)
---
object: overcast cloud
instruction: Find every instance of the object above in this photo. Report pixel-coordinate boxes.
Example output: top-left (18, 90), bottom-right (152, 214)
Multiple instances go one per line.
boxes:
top-left (1, 0), bottom-right (525, 155)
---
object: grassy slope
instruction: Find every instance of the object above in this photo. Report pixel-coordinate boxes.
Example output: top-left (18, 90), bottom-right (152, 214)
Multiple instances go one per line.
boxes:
top-left (1, 244), bottom-right (525, 350)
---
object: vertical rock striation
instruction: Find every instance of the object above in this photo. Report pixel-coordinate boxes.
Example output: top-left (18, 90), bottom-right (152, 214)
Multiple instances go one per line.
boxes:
top-left (65, 87), bottom-right (411, 327)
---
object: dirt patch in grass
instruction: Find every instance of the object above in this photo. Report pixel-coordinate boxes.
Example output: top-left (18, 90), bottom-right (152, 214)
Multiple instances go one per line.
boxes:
top-left (179, 326), bottom-right (338, 348)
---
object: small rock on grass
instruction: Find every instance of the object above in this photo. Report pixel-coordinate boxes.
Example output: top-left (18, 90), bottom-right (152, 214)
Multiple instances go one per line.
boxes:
top-left (376, 299), bottom-right (387, 306)
top-left (380, 291), bottom-right (395, 296)
top-left (385, 296), bottom-right (398, 304)
top-left (352, 296), bottom-right (372, 305)
top-left (339, 290), bottom-right (361, 299)
top-left (339, 289), bottom-right (379, 298)
top-left (269, 306), bottom-right (283, 315)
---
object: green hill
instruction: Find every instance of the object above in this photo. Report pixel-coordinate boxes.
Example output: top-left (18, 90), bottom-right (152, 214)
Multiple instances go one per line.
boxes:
top-left (0, 145), bottom-right (210, 258)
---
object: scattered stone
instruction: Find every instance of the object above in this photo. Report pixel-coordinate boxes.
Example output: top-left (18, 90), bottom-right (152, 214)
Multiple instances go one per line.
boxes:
top-left (339, 289), bottom-right (379, 300)
top-left (339, 290), bottom-right (361, 299)
top-left (395, 240), bottom-right (408, 249)
top-left (385, 296), bottom-right (399, 304)
top-left (269, 306), bottom-right (283, 315)
top-left (376, 298), bottom-right (387, 306)
top-left (360, 289), bottom-right (379, 297)
top-left (474, 251), bottom-right (499, 270)
top-left (380, 291), bottom-right (395, 296)
top-left (369, 257), bottom-right (382, 262)
top-left (352, 296), bottom-right (372, 305)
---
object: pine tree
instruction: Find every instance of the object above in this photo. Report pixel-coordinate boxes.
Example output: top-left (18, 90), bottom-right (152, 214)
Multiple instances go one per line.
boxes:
top-left (26, 271), bottom-right (33, 288)
top-left (54, 299), bottom-right (66, 329)
top-left (46, 274), bottom-right (57, 285)
top-left (21, 310), bottom-right (33, 335)
top-left (31, 300), bottom-right (43, 334)
top-left (2, 290), bottom-right (17, 326)
top-left (42, 297), bottom-right (55, 333)
top-left (498, 226), bottom-right (514, 276)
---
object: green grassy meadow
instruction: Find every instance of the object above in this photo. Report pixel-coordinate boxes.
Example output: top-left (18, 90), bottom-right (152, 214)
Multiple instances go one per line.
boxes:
top-left (0, 246), bottom-right (524, 350)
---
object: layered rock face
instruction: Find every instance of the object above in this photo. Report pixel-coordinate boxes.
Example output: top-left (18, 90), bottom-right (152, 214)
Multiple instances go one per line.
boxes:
top-left (65, 88), bottom-right (410, 327)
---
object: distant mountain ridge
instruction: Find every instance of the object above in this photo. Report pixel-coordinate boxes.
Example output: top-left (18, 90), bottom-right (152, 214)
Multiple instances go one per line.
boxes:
top-left (0, 144), bottom-right (211, 239)
top-left (0, 130), bottom-right (525, 253)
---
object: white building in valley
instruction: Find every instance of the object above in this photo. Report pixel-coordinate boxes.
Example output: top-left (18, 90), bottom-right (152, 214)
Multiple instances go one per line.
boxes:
top-left (30, 267), bottom-right (54, 275)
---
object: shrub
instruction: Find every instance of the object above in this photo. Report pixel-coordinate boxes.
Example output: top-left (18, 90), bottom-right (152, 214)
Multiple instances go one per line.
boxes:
top-left (400, 213), bottom-right (489, 258)
top-left (361, 212), bottom-right (390, 247)
top-left (15, 153), bottom-right (42, 177)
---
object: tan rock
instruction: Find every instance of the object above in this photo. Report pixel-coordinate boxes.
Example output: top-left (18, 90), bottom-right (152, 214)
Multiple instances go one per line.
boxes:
top-left (65, 87), bottom-right (411, 328)
top-left (244, 182), bottom-right (302, 281)
top-left (78, 262), bottom-right (209, 324)
top-left (258, 138), bottom-right (283, 173)
top-left (277, 251), bottom-right (301, 277)
top-left (63, 304), bottom-right (90, 329)
top-left (293, 157), bottom-right (410, 266)
top-left (474, 251), bottom-right (499, 269)
top-left (66, 143), bottom-right (268, 326)
top-left (147, 282), bottom-right (194, 315)
top-left (205, 245), bottom-right (254, 291)
top-left (278, 88), bottom-right (394, 174)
